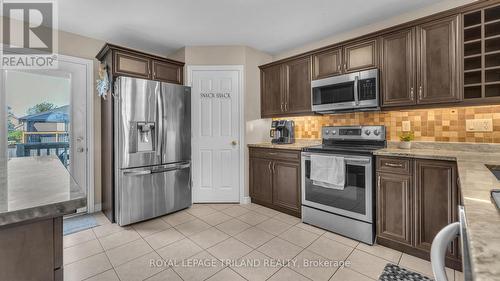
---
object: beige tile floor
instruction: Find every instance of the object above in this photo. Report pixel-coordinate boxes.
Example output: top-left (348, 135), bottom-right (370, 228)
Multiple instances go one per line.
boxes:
top-left (63, 204), bottom-right (463, 281)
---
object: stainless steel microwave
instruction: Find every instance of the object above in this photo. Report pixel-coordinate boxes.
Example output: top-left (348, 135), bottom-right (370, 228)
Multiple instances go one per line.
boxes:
top-left (311, 68), bottom-right (379, 114)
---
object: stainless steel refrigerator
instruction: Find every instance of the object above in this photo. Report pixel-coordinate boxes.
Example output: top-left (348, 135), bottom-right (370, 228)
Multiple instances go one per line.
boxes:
top-left (114, 76), bottom-right (191, 226)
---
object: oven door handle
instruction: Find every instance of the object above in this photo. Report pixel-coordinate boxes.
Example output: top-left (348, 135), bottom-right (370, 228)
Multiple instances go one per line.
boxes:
top-left (344, 157), bottom-right (370, 164)
top-left (302, 153), bottom-right (370, 164)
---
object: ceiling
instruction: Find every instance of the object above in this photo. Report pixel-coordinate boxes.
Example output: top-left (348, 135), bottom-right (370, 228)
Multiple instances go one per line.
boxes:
top-left (58, 0), bottom-right (445, 56)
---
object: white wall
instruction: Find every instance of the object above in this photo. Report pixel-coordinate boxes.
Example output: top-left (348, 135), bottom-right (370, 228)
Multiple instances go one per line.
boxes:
top-left (168, 46), bottom-right (272, 200)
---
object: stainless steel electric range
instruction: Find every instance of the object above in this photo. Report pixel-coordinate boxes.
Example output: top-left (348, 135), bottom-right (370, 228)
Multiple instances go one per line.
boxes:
top-left (301, 125), bottom-right (386, 245)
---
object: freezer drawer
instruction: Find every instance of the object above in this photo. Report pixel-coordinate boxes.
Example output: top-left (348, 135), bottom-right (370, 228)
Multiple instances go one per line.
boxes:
top-left (116, 161), bottom-right (192, 226)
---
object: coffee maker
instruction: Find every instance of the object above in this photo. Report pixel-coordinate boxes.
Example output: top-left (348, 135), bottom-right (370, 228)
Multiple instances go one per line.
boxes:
top-left (270, 120), bottom-right (295, 144)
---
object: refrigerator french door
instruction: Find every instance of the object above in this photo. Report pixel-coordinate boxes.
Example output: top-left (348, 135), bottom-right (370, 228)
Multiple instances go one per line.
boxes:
top-left (114, 77), bottom-right (191, 226)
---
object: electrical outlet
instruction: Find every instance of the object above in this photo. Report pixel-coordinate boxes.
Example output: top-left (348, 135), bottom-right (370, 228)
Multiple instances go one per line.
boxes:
top-left (466, 119), bottom-right (493, 132)
top-left (402, 121), bottom-right (411, 132)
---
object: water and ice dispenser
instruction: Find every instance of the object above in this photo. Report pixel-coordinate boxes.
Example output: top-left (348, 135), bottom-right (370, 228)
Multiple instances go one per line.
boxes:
top-left (129, 122), bottom-right (156, 153)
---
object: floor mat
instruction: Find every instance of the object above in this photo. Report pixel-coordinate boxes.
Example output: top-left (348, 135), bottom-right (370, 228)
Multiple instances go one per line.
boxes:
top-left (379, 263), bottom-right (433, 281)
top-left (63, 214), bottom-right (98, 236)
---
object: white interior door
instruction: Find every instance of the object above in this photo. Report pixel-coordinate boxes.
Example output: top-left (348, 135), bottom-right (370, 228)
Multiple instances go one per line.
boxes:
top-left (190, 66), bottom-right (242, 203)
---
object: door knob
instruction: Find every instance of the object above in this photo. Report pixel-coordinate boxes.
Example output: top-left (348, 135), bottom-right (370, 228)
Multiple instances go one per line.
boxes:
top-left (231, 140), bottom-right (238, 146)
top-left (77, 147), bottom-right (85, 153)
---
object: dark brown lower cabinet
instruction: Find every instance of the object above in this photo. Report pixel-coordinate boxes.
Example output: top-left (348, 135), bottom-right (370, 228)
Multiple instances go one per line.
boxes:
top-left (249, 157), bottom-right (273, 205)
top-left (249, 147), bottom-right (301, 217)
top-left (0, 217), bottom-right (63, 280)
top-left (377, 172), bottom-right (413, 246)
top-left (376, 156), bottom-right (461, 270)
top-left (272, 161), bottom-right (301, 214)
top-left (414, 160), bottom-right (459, 259)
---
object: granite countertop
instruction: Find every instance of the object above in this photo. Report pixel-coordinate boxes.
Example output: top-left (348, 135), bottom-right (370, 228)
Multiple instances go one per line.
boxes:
top-left (374, 142), bottom-right (500, 281)
top-left (248, 139), bottom-right (321, 150)
top-left (0, 156), bottom-right (86, 227)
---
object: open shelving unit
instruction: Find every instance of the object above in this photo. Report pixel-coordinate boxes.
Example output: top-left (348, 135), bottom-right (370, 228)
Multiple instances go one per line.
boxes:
top-left (463, 5), bottom-right (500, 100)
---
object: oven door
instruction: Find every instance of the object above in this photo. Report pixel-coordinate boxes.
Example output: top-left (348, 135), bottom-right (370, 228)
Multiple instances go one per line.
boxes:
top-left (301, 152), bottom-right (373, 223)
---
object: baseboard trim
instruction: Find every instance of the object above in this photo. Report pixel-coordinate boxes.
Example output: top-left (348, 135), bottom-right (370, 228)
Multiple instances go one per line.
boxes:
top-left (240, 196), bottom-right (251, 204)
top-left (93, 203), bottom-right (102, 212)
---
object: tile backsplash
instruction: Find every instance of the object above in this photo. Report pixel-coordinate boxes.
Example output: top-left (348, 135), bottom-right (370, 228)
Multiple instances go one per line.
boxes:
top-left (285, 105), bottom-right (500, 143)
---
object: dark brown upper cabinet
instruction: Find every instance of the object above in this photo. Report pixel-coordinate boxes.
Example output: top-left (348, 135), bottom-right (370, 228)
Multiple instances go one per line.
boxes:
top-left (380, 28), bottom-right (416, 107)
top-left (312, 39), bottom-right (378, 80)
top-left (462, 4), bottom-right (500, 103)
top-left (114, 50), bottom-right (152, 79)
top-left (417, 16), bottom-right (461, 104)
top-left (381, 16), bottom-right (461, 107)
top-left (260, 56), bottom-right (312, 118)
top-left (153, 60), bottom-right (183, 84)
top-left (261, 64), bottom-right (284, 117)
top-left (343, 39), bottom-right (378, 73)
top-left (312, 47), bottom-right (342, 80)
top-left (97, 43), bottom-right (184, 85)
top-left (283, 57), bottom-right (312, 115)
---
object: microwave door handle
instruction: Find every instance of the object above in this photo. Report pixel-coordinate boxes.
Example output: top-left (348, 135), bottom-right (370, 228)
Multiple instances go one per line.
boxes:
top-left (354, 76), bottom-right (360, 106)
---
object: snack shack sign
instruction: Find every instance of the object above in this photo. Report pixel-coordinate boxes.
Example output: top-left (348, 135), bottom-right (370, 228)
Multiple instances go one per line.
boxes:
top-left (200, 92), bottom-right (231, 99)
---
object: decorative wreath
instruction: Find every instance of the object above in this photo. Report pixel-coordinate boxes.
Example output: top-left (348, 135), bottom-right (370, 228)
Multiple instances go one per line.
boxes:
top-left (96, 62), bottom-right (110, 99)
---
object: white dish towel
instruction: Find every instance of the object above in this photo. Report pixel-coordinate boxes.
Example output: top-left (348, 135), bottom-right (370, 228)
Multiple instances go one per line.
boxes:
top-left (310, 154), bottom-right (345, 190)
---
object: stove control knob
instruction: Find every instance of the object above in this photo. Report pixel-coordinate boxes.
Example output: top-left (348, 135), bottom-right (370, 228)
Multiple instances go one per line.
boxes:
top-left (364, 130), bottom-right (371, 136)
top-left (373, 129), bottom-right (381, 136)
top-left (324, 129), bottom-right (330, 135)
top-left (332, 130), bottom-right (337, 135)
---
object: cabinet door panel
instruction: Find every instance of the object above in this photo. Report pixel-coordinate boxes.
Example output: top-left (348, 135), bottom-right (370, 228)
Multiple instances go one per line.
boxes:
top-left (114, 50), bottom-right (151, 79)
top-left (380, 29), bottom-right (416, 107)
top-left (284, 57), bottom-right (312, 114)
top-left (415, 159), bottom-right (458, 258)
top-left (272, 161), bottom-right (300, 213)
top-left (417, 16), bottom-right (461, 104)
top-left (313, 48), bottom-right (342, 79)
top-left (377, 172), bottom-right (413, 246)
top-left (344, 39), bottom-right (378, 73)
top-left (153, 60), bottom-right (182, 84)
top-left (249, 157), bottom-right (273, 204)
top-left (261, 65), bottom-right (283, 117)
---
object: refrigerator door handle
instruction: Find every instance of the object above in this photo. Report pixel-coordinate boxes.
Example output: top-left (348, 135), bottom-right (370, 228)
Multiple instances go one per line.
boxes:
top-left (123, 170), bottom-right (152, 176)
top-left (156, 87), bottom-right (163, 157)
top-left (151, 162), bottom-right (191, 174)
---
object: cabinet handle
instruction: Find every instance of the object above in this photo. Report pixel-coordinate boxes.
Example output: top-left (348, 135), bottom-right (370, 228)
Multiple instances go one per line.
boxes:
top-left (280, 103), bottom-right (284, 112)
top-left (284, 102), bottom-right (288, 112)
top-left (268, 162), bottom-right (272, 173)
top-left (385, 162), bottom-right (404, 168)
top-left (418, 86), bottom-right (423, 100)
top-left (343, 63), bottom-right (347, 71)
top-left (272, 162), bottom-right (276, 174)
top-left (410, 87), bottom-right (414, 100)
top-left (378, 175), bottom-right (381, 187)
top-left (337, 65), bottom-right (341, 72)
